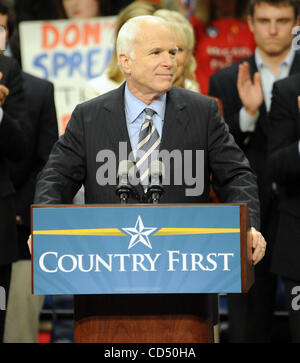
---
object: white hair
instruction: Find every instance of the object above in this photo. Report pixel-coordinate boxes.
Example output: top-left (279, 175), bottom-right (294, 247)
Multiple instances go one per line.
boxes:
top-left (116, 15), bottom-right (171, 61)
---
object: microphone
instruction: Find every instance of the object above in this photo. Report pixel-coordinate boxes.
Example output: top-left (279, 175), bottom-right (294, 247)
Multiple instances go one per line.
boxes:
top-left (147, 160), bottom-right (165, 204)
top-left (116, 160), bottom-right (139, 204)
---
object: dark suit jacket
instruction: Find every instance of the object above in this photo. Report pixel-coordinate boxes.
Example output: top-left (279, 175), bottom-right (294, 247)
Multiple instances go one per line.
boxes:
top-left (268, 73), bottom-right (300, 280)
top-left (8, 72), bottom-right (58, 259)
top-left (0, 55), bottom-right (31, 266)
top-left (208, 53), bottom-right (300, 229)
top-left (35, 83), bottom-right (260, 228)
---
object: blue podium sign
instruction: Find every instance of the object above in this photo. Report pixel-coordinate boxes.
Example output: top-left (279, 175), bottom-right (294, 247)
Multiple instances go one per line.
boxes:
top-left (32, 205), bottom-right (244, 295)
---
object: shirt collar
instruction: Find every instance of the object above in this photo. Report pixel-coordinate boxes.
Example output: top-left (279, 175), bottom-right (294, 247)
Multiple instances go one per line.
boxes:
top-left (124, 83), bottom-right (167, 124)
top-left (255, 47), bottom-right (295, 71)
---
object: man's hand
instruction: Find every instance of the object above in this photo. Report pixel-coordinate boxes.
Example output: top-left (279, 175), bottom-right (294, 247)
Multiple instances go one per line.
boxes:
top-left (297, 95), bottom-right (300, 111)
top-left (0, 71), bottom-right (9, 107)
top-left (27, 234), bottom-right (32, 255)
top-left (237, 62), bottom-right (264, 117)
top-left (250, 227), bottom-right (267, 265)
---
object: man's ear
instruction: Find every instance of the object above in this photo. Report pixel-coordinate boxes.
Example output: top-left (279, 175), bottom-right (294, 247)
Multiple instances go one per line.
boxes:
top-left (119, 53), bottom-right (131, 75)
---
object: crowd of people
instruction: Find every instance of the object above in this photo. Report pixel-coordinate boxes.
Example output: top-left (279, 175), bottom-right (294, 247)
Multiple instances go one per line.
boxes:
top-left (0, 0), bottom-right (299, 344)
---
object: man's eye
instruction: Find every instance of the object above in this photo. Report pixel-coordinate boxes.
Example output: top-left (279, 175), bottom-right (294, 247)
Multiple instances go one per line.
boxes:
top-left (258, 19), bottom-right (268, 24)
top-left (278, 19), bottom-right (290, 24)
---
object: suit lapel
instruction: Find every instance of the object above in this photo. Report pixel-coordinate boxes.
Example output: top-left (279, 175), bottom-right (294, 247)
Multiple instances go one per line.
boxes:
top-left (102, 83), bottom-right (133, 157)
top-left (103, 85), bottom-right (190, 154)
top-left (289, 52), bottom-right (300, 75)
top-left (160, 87), bottom-right (190, 152)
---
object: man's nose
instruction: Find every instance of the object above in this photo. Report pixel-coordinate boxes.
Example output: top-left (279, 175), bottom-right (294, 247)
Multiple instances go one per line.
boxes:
top-left (162, 52), bottom-right (176, 68)
top-left (269, 20), bottom-right (278, 35)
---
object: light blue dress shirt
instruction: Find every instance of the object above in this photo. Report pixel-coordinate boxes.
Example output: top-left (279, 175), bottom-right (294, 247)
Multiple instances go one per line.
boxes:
top-left (124, 83), bottom-right (166, 158)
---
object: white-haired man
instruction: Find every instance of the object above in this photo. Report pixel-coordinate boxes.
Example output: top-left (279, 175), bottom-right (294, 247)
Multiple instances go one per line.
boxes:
top-left (33, 16), bottom-right (266, 342)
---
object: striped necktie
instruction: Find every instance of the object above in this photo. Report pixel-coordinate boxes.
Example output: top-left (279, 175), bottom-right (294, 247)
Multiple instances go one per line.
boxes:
top-left (136, 108), bottom-right (161, 188)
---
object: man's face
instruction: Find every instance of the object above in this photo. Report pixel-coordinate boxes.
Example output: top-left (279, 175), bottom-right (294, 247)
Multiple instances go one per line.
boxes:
top-left (120, 22), bottom-right (178, 101)
top-left (248, 2), bottom-right (299, 56)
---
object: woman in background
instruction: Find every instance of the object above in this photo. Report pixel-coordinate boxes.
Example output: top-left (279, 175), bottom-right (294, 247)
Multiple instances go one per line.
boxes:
top-left (154, 8), bottom-right (199, 92)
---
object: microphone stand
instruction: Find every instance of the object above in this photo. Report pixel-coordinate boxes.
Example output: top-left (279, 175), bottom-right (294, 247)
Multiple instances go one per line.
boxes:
top-left (116, 184), bottom-right (138, 204)
top-left (116, 161), bottom-right (140, 204)
top-left (147, 184), bottom-right (164, 204)
top-left (147, 161), bottom-right (165, 204)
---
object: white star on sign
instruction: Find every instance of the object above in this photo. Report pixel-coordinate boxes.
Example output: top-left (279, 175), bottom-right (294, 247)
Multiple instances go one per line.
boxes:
top-left (122, 216), bottom-right (157, 250)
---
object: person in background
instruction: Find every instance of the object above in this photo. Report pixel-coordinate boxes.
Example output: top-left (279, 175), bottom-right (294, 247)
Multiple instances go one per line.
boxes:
top-left (0, 1), bottom-right (58, 342)
top-left (173, 0), bottom-right (255, 94)
top-left (153, 8), bottom-right (199, 92)
top-left (84, 1), bottom-right (160, 100)
top-left (209, 0), bottom-right (300, 342)
top-left (57, 0), bottom-right (114, 19)
top-left (268, 73), bottom-right (300, 343)
top-left (0, 52), bottom-right (31, 343)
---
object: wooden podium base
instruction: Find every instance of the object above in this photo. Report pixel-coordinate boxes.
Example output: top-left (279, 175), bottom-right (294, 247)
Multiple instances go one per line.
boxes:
top-left (73, 294), bottom-right (214, 343)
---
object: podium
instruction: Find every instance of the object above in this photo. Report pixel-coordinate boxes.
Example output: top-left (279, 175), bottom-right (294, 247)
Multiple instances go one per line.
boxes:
top-left (31, 203), bottom-right (254, 343)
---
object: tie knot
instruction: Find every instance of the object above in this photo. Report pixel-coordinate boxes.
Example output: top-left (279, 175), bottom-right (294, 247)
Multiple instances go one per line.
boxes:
top-left (144, 108), bottom-right (155, 119)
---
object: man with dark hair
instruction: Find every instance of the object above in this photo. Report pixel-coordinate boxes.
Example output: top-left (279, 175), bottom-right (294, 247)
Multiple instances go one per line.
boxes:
top-left (0, 1), bottom-right (58, 342)
top-left (209, 0), bottom-right (300, 342)
top-left (0, 53), bottom-right (30, 343)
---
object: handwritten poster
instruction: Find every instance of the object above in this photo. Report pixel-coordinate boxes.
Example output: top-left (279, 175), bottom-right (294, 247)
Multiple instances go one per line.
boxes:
top-left (20, 17), bottom-right (116, 133)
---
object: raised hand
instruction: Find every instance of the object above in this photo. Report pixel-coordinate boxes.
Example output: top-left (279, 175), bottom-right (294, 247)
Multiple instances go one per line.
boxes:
top-left (237, 62), bottom-right (264, 117)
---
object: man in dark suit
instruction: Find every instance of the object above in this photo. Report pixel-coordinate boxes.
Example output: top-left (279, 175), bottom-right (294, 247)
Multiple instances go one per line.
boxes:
top-left (4, 71), bottom-right (58, 343)
top-left (0, 53), bottom-right (30, 342)
top-left (209, 0), bottom-right (300, 342)
top-left (268, 73), bottom-right (300, 342)
top-left (0, 1), bottom-right (59, 341)
top-left (33, 15), bottom-right (267, 340)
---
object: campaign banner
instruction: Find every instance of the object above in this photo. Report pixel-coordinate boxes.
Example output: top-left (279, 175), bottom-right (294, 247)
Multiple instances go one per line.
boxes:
top-left (32, 205), bottom-right (242, 295)
top-left (19, 17), bottom-right (116, 134)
